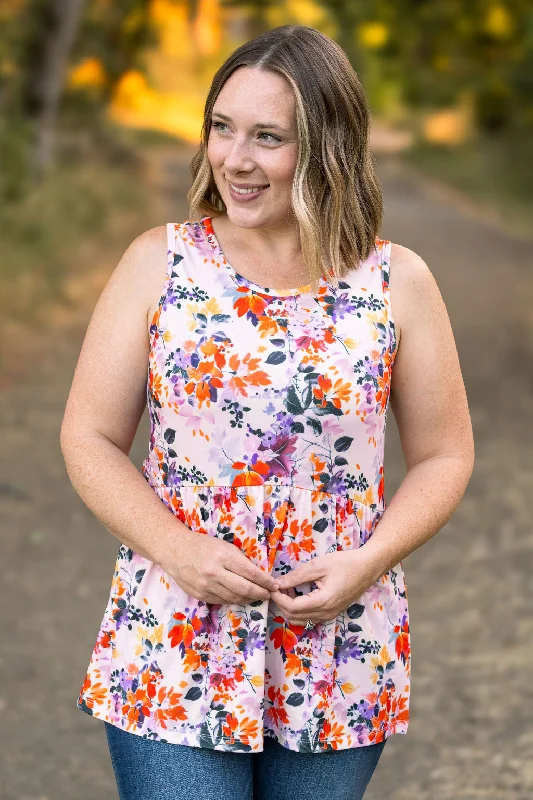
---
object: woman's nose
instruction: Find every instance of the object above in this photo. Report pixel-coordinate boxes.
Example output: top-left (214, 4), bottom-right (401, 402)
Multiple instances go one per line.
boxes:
top-left (223, 137), bottom-right (254, 171)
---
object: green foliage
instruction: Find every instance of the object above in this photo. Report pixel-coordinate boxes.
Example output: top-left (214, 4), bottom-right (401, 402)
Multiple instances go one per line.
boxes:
top-left (0, 123), bottom-right (147, 326)
top-left (0, 116), bottom-right (34, 203)
top-left (74, 0), bottom-right (159, 106)
top-left (320, 0), bottom-right (533, 134)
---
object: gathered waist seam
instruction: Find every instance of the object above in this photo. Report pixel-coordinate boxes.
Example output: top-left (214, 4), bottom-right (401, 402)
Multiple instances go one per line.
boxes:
top-left (141, 470), bottom-right (384, 514)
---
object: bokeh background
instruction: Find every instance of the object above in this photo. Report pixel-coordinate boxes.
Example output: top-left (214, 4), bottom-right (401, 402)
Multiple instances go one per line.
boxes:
top-left (1, 2), bottom-right (532, 798)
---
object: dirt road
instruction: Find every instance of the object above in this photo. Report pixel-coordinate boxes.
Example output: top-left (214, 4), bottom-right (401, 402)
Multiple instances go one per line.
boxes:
top-left (1, 146), bottom-right (532, 799)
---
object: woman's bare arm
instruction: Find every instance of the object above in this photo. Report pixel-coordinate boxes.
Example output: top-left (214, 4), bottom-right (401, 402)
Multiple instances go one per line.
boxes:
top-left (358, 242), bottom-right (475, 580)
top-left (59, 225), bottom-right (278, 599)
top-left (59, 225), bottom-right (189, 566)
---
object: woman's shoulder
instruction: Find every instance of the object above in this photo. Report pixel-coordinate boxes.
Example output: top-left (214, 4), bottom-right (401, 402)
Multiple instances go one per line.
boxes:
top-left (388, 242), bottom-right (445, 349)
top-left (111, 225), bottom-right (170, 329)
top-left (390, 241), bottom-right (432, 277)
top-left (126, 224), bottom-right (168, 260)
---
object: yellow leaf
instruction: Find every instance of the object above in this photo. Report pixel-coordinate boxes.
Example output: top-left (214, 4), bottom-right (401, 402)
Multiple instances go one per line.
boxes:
top-left (358, 22), bottom-right (388, 50)
top-left (484, 5), bottom-right (514, 39)
top-left (343, 337), bottom-right (358, 350)
top-left (68, 57), bottom-right (106, 89)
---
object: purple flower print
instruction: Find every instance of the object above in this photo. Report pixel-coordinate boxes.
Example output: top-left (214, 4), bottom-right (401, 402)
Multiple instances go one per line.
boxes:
top-left (117, 668), bottom-right (135, 695)
top-left (354, 698), bottom-right (375, 721)
top-left (257, 430), bottom-right (298, 478)
top-left (329, 292), bottom-right (357, 323)
top-left (165, 463), bottom-right (182, 489)
top-left (324, 471), bottom-right (348, 494)
top-left (242, 625), bottom-right (266, 659)
top-left (335, 635), bottom-right (363, 664)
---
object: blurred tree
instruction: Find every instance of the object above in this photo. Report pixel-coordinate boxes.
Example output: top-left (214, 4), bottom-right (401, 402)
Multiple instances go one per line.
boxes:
top-left (328, 0), bottom-right (533, 136)
top-left (221, 0), bottom-right (280, 39)
top-left (77, 0), bottom-right (157, 108)
top-left (0, 0), bottom-right (159, 187)
top-left (16, 0), bottom-right (87, 178)
top-left (315, 0), bottom-right (367, 72)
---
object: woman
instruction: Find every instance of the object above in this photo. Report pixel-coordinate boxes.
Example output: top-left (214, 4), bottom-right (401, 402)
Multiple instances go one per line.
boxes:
top-left (61, 24), bottom-right (474, 800)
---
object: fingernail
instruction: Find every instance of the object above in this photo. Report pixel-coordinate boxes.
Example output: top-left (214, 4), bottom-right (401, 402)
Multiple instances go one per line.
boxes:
top-left (273, 582), bottom-right (280, 590)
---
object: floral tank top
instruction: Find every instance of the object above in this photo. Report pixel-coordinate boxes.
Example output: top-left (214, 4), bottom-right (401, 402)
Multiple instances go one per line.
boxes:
top-left (77, 215), bottom-right (411, 753)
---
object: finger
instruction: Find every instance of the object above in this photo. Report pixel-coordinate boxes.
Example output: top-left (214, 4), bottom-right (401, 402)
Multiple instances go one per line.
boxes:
top-left (281, 587), bottom-right (297, 599)
top-left (269, 587), bottom-right (310, 617)
top-left (270, 587), bottom-right (297, 607)
top-left (223, 573), bottom-right (271, 602)
top-left (227, 552), bottom-right (279, 592)
top-left (276, 560), bottom-right (323, 590)
top-left (285, 589), bottom-right (328, 614)
top-left (213, 584), bottom-right (256, 604)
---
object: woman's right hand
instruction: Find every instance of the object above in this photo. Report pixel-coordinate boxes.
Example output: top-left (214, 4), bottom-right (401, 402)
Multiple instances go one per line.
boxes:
top-left (159, 528), bottom-right (280, 604)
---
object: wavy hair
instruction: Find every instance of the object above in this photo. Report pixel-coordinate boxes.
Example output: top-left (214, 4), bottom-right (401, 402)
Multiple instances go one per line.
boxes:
top-left (187, 24), bottom-right (382, 291)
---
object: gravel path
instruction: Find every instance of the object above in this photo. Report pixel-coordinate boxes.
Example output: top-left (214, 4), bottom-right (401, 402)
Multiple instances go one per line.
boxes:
top-left (1, 147), bottom-right (531, 799)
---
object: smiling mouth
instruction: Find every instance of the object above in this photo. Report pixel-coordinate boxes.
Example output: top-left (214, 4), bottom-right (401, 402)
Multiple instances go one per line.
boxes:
top-left (229, 183), bottom-right (270, 195)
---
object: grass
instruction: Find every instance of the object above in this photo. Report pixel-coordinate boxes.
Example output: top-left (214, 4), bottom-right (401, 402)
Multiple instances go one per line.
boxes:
top-left (0, 118), bottom-right (174, 384)
top-left (0, 123), bottom-right (150, 330)
top-left (402, 129), bottom-right (533, 238)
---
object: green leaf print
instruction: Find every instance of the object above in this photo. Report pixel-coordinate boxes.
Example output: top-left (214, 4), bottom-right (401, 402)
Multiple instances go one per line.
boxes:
top-left (164, 428), bottom-right (175, 443)
top-left (286, 385), bottom-right (304, 415)
top-left (334, 456), bottom-right (348, 466)
top-left (265, 351), bottom-right (286, 365)
top-left (302, 384), bottom-right (313, 409)
top-left (334, 436), bottom-right (353, 452)
top-left (286, 692), bottom-right (305, 707)
top-left (199, 721), bottom-right (216, 749)
top-left (306, 417), bottom-right (322, 435)
top-left (184, 687), bottom-right (202, 701)
top-left (347, 603), bottom-right (365, 619)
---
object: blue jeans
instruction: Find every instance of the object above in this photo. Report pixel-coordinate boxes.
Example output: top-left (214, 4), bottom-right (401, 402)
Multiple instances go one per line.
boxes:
top-left (104, 721), bottom-right (387, 800)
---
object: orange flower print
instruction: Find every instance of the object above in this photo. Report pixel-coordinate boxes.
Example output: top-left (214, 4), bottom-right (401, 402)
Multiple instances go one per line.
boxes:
top-left (149, 370), bottom-right (163, 404)
top-left (168, 611), bottom-right (203, 649)
top-left (234, 288), bottom-right (269, 319)
top-left (394, 616), bottom-right (410, 665)
top-left (265, 685), bottom-right (290, 728)
top-left (312, 373), bottom-right (351, 410)
top-left (286, 517), bottom-right (314, 561)
top-left (227, 353), bottom-right (271, 396)
top-left (269, 615), bottom-right (301, 653)
top-left (231, 460), bottom-right (270, 486)
top-left (184, 357), bottom-right (224, 407)
top-left (319, 719), bottom-right (347, 750)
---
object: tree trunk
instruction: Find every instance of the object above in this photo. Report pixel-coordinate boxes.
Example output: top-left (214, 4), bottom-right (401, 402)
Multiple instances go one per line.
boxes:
top-left (29, 0), bottom-right (87, 180)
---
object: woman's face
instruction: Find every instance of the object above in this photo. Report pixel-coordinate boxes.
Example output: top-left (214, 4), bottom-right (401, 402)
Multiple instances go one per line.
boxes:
top-left (207, 66), bottom-right (299, 230)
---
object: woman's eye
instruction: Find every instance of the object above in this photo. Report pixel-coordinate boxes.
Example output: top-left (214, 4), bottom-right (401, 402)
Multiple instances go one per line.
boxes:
top-left (210, 121), bottom-right (280, 144)
top-left (258, 132), bottom-right (281, 143)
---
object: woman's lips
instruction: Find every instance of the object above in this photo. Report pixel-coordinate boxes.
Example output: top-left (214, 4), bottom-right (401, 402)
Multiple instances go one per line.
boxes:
top-left (228, 183), bottom-right (270, 203)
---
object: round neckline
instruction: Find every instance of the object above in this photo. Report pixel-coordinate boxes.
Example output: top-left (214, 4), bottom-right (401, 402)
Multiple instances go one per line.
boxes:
top-left (201, 215), bottom-right (320, 297)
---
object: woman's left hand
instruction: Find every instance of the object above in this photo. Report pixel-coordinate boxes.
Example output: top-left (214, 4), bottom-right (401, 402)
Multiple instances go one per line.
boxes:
top-left (270, 549), bottom-right (380, 627)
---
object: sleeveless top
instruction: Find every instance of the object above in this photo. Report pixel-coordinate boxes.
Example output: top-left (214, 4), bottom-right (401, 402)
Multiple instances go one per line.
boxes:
top-left (77, 216), bottom-right (411, 753)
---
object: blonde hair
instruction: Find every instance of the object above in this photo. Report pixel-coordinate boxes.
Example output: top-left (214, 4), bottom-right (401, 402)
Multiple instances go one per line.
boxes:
top-left (187, 24), bottom-right (382, 292)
